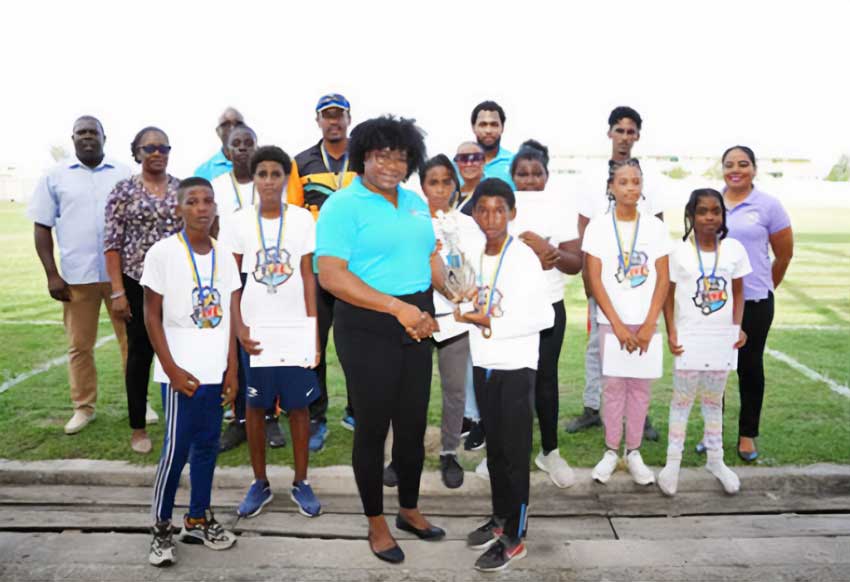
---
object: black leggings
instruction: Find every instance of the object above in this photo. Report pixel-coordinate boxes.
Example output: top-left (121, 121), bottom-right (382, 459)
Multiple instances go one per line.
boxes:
top-left (536, 300), bottom-right (566, 453)
top-left (737, 292), bottom-right (775, 438)
top-left (124, 274), bottom-right (154, 430)
top-left (334, 290), bottom-right (433, 517)
top-left (475, 366), bottom-right (534, 542)
top-left (310, 283), bottom-right (354, 424)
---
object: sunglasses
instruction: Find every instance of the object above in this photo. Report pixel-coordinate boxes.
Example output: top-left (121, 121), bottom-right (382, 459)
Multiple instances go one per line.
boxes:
top-left (454, 153), bottom-right (484, 164)
top-left (138, 144), bottom-right (172, 155)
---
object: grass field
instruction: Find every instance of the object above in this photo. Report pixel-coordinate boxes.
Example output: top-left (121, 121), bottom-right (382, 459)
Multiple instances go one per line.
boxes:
top-left (0, 202), bottom-right (848, 471)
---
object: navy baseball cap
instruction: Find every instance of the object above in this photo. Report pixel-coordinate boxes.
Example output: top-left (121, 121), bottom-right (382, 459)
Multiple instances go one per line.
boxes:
top-left (316, 93), bottom-right (350, 113)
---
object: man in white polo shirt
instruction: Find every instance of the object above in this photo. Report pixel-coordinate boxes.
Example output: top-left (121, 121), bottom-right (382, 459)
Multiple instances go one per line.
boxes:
top-left (29, 116), bottom-right (131, 434)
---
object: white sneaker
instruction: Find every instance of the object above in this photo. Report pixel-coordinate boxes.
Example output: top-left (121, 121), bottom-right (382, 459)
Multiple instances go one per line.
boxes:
top-left (657, 459), bottom-right (680, 496)
top-left (706, 457), bottom-right (741, 494)
top-left (475, 457), bottom-right (489, 480)
top-left (146, 402), bottom-right (159, 425)
top-left (64, 411), bottom-right (95, 435)
top-left (625, 450), bottom-right (655, 485)
top-left (591, 450), bottom-right (619, 484)
top-left (535, 449), bottom-right (576, 488)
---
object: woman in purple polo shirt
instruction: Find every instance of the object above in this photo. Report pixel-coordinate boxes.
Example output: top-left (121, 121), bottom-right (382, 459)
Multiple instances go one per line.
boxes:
top-left (721, 145), bottom-right (793, 462)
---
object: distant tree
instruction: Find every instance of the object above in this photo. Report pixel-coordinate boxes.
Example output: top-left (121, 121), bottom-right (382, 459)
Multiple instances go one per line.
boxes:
top-left (703, 159), bottom-right (723, 180)
top-left (663, 166), bottom-right (691, 179)
top-left (825, 155), bottom-right (849, 182)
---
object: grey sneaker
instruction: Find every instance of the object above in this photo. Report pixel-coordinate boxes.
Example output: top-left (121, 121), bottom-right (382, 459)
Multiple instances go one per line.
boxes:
top-left (565, 407), bottom-right (602, 433)
top-left (149, 521), bottom-right (176, 567)
top-left (467, 517), bottom-right (503, 550)
top-left (439, 453), bottom-right (464, 489)
top-left (177, 511), bottom-right (236, 551)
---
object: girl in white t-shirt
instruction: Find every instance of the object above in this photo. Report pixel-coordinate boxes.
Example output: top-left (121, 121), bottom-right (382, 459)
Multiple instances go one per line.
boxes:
top-left (581, 159), bottom-right (671, 485)
top-left (509, 140), bottom-right (582, 489)
top-left (659, 188), bottom-right (751, 496)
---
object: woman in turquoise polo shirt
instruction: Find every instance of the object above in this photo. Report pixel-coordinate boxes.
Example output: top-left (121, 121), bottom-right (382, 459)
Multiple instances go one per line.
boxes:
top-left (316, 116), bottom-right (444, 564)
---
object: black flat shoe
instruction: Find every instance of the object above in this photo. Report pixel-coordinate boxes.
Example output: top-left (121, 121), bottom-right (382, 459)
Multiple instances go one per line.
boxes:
top-left (395, 514), bottom-right (446, 541)
top-left (370, 540), bottom-right (405, 563)
top-left (737, 448), bottom-right (759, 462)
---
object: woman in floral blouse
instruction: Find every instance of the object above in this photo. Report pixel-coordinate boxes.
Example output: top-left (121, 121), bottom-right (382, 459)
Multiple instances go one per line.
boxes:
top-left (104, 126), bottom-right (182, 454)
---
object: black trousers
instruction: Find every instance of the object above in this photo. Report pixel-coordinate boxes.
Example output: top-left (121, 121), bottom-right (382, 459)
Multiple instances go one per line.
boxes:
top-left (536, 300), bottom-right (566, 453)
top-left (334, 290), bottom-right (433, 516)
top-left (310, 283), bottom-right (354, 424)
top-left (124, 274), bottom-right (154, 430)
top-left (737, 292), bottom-right (775, 438)
top-left (474, 366), bottom-right (534, 542)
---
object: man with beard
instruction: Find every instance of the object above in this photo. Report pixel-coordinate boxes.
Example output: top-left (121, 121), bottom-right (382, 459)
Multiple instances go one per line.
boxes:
top-left (194, 107), bottom-right (246, 182)
top-left (287, 93), bottom-right (357, 452)
top-left (470, 100), bottom-right (515, 189)
top-left (28, 116), bottom-right (131, 434)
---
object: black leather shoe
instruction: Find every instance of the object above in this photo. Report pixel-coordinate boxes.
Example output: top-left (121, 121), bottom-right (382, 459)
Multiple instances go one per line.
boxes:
top-left (370, 539), bottom-right (405, 563)
top-left (265, 417), bottom-right (287, 448)
top-left (219, 422), bottom-right (247, 452)
top-left (395, 514), bottom-right (446, 541)
top-left (643, 416), bottom-right (660, 442)
top-left (737, 447), bottom-right (759, 462)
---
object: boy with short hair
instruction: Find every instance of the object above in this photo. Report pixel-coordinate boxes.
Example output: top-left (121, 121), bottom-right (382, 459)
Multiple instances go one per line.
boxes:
top-left (143, 177), bottom-right (241, 567)
top-left (453, 178), bottom-right (553, 572)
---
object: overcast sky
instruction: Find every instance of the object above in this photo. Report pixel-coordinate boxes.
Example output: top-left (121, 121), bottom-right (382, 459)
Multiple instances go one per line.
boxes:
top-left (3, 0), bottom-right (847, 177)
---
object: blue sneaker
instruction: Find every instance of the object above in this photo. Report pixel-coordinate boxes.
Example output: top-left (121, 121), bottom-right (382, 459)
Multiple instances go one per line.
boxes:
top-left (340, 414), bottom-right (355, 432)
top-left (237, 480), bottom-right (273, 518)
top-left (291, 480), bottom-right (322, 517)
top-left (308, 421), bottom-right (328, 452)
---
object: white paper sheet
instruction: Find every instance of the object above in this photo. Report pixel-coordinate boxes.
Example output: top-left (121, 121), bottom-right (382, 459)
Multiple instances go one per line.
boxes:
top-left (675, 325), bottom-right (740, 371)
top-left (249, 318), bottom-right (316, 368)
top-left (432, 313), bottom-right (472, 343)
top-left (153, 327), bottom-right (229, 385)
top-left (602, 332), bottom-right (663, 379)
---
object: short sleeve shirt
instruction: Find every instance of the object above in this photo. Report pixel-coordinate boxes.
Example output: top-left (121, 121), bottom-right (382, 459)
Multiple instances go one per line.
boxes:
top-left (316, 177), bottom-right (436, 296)
top-left (582, 213), bottom-right (672, 325)
top-left (725, 188), bottom-right (791, 301)
top-left (670, 237), bottom-right (752, 328)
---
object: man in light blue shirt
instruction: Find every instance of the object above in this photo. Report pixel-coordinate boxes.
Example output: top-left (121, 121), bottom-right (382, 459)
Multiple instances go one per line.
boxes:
top-left (194, 107), bottom-right (245, 181)
top-left (471, 100), bottom-right (515, 189)
top-left (28, 116), bottom-right (131, 435)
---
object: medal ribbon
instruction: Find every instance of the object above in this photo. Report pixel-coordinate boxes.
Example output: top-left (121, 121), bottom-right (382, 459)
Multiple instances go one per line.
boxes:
top-left (478, 235), bottom-right (513, 317)
top-left (230, 171), bottom-right (256, 210)
top-left (612, 210), bottom-right (641, 274)
top-left (694, 235), bottom-right (720, 290)
top-left (255, 204), bottom-right (287, 275)
top-left (177, 230), bottom-right (216, 300)
top-left (321, 145), bottom-right (349, 191)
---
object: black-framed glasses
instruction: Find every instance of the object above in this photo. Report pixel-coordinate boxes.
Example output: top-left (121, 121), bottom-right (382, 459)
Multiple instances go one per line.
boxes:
top-left (453, 153), bottom-right (485, 164)
top-left (139, 144), bottom-right (171, 155)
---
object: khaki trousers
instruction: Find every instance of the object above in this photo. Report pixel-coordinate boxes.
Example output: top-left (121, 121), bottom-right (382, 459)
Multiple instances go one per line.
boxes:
top-left (62, 282), bottom-right (128, 413)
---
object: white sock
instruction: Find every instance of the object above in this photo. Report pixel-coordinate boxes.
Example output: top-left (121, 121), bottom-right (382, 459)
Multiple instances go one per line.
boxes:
top-left (658, 457), bottom-right (681, 496)
top-left (706, 450), bottom-right (740, 494)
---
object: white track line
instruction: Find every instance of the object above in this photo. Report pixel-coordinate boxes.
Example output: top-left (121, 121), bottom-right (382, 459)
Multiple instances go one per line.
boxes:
top-left (765, 348), bottom-right (850, 398)
top-left (0, 335), bottom-right (116, 394)
top-left (772, 324), bottom-right (850, 331)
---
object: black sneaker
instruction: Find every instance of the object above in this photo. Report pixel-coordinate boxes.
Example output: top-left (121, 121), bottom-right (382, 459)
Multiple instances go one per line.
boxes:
top-left (177, 510), bottom-right (236, 550)
top-left (439, 453), bottom-right (464, 489)
top-left (148, 520), bottom-right (176, 567)
top-left (265, 417), bottom-right (287, 448)
top-left (466, 517), bottom-right (503, 550)
top-left (383, 462), bottom-right (398, 487)
top-left (464, 421), bottom-right (485, 451)
top-left (564, 407), bottom-right (602, 433)
top-left (643, 416), bottom-right (660, 442)
top-left (219, 422), bottom-right (247, 452)
top-left (460, 417), bottom-right (474, 438)
top-left (474, 538), bottom-right (527, 572)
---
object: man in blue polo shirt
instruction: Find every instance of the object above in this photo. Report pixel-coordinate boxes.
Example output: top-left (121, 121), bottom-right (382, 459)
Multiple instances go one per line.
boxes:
top-left (194, 107), bottom-right (246, 181)
top-left (470, 100), bottom-right (514, 189)
top-left (29, 116), bottom-right (131, 435)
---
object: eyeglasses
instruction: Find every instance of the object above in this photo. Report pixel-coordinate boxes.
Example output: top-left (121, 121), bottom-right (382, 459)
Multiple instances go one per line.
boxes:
top-left (372, 150), bottom-right (409, 166)
top-left (138, 144), bottom-right (172, 155)
top-left (453, 153), bottom-right (485, 164)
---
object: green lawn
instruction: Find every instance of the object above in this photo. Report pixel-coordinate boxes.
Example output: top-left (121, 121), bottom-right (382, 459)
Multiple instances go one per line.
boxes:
top-left (1, 202), bottom-right (848, 470)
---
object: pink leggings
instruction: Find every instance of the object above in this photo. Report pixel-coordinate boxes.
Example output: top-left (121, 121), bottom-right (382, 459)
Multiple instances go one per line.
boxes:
top-left (599, 324), bottom-right (652, 451)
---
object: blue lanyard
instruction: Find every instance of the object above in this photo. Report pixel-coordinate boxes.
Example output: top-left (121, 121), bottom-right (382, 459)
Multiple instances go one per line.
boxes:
top-left (612, 210), bottom-right (640, 274)
top-left (178, 230), bottom-right (215, 299)
top-left (256, 205), bottom-right (286, 265)
top-left (478, 235), bottom-right (513, 316)
top-left (694, 236), bottom-right (720, 284)
top-left (321, 145), bottom-right (349, 191)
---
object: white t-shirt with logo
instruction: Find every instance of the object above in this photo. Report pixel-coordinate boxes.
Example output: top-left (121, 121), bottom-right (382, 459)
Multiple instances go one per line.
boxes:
top-left (224, 204), bottom-right (316, 326)
top-left (140, 233), bottom-right (242, 383)
top-left (510, 189), bottom-right (579, 303)
top-left (669, 237), bottom-right (752, 329)
top-left (212, 173), bottom-right (255, 240)
top-left (581, 212), bottom-right (672, 325)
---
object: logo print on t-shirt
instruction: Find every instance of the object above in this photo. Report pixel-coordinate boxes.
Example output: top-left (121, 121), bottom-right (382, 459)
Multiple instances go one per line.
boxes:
top-left (191, 285), bottom-right (223, 329)
top-left (692, 275), bottom-right (728, 316)
top-left (475, 285), bottom-right (504, 318)
top-left (253, 247), bottom-right (294, 293)
top-left (615, 251), bottom-right (650, 288)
